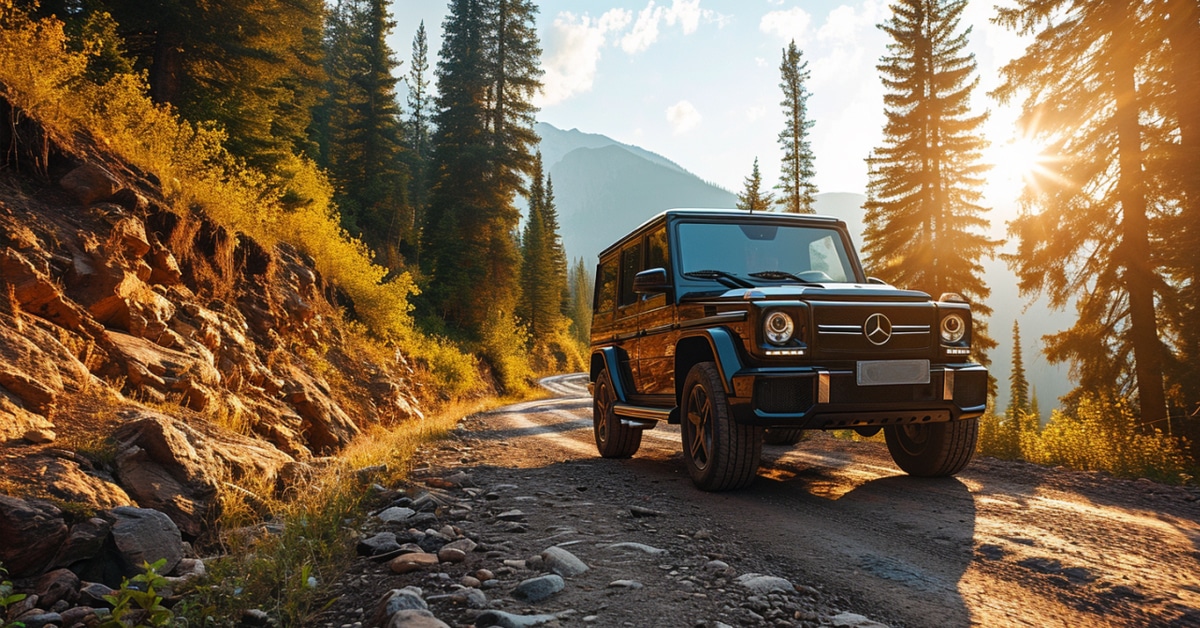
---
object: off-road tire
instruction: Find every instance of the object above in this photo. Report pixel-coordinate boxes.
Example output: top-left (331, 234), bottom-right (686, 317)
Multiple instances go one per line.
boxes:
top-left (593, 369), bottom-right (642, 458)
top-left (680, 362), bottom-right (763, 490)
top-left (762, 428), bottom-right (805, 446)
top-left (884, 418), bottom-right (978, 477)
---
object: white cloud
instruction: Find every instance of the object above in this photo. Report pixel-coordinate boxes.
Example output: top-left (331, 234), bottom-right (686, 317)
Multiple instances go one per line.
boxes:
top-left (620, 0), bottom-right (721, 54)
top-left (745, 105), bottom-right (767, 122)
top-left (759, 7), bottom-right (812, 42)
top-left (622, 3), bottom-right (664, 53)
top-left (666, 100), bottom-right (702, 135)
top-left (538, 9), bottom-right (632, 106)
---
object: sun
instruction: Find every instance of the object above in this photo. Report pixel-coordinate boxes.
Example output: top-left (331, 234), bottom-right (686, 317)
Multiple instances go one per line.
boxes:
top-left (988, 135), bottom-right (1049, 189)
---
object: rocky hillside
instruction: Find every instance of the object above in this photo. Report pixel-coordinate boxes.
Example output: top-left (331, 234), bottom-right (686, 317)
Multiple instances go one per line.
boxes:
top-left (0, 95), bottom-right (428, 584)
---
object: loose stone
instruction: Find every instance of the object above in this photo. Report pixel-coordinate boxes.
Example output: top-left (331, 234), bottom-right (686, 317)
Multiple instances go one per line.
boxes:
top-left (512, 574), bottom-right (565, 603)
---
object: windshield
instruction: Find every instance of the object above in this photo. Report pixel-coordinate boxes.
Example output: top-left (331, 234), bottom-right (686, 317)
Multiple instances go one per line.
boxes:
top-left (676, 221), bottom-right (858, 284)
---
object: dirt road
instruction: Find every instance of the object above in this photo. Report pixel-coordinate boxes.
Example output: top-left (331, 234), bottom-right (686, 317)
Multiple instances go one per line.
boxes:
top-left (481, 374), bottom-right (1200, 627)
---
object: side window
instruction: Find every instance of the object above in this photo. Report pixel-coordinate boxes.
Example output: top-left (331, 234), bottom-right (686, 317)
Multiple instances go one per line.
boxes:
top-left (596, 258), bottom-right (617, 314)
top-left (619, 242), bottom-right (642, 307)
top-left (647, 227), bottom-right (670, 273)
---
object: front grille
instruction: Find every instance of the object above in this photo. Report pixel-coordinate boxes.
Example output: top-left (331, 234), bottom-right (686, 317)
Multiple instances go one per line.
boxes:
top-left (813, 302), bottom-right (934, 354)
top-left (755, 377), bottom-right (814, 414)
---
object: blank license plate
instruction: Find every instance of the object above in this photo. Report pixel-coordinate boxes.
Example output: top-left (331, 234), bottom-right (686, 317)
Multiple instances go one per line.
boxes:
top-left (857, 360), bottom-right (930, 386)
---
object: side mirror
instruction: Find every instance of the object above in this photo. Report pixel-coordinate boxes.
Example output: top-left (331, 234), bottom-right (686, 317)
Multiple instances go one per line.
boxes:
top-left (633, 267), bottom-right (671, 294)
top-left (867, 276), bottom-right (888, 285)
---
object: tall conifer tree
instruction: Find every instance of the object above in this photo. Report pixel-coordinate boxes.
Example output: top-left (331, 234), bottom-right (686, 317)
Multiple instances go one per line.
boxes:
top-left (320, 0), bottom-right (410, 267)
top-left (1160, 0), bottom-right (1200, 413)
top-left (97, 0), bottom-right (326, 171)
top-left (994, 0), bottom-right (1170, 427)
top-left (406, 20), bottom-right (433, 255)
top-left (1008, 320), bottom-right (1030, 416)
top-left (567, 257), bottom-right (593, 346)
top-left (776, 40), bottom-right (817, 213)
top-left (423, 0), bottom-right (542, 334)
top-left (863, 0), bottom-right (997, 370)
top-left (737, 158), bottom-right (775, 212)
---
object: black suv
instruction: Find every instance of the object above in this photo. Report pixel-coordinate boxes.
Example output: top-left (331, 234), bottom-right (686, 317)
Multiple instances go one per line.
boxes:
top-left (589, 209), bottom-right (987, 490)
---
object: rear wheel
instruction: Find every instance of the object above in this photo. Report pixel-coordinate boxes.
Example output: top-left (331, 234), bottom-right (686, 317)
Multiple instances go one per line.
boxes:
top-left (593, 369), bottom-right (642, 458)
top-left (762, 428), bottom-right (805, 446)
top-left (884, 418), bottom-right (978, 477)
top-left (680, 362), bottom-right (762, 490)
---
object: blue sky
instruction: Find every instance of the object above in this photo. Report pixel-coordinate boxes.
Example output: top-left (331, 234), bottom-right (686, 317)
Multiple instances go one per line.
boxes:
top-left (391, 0), bottom-right (1033, 226)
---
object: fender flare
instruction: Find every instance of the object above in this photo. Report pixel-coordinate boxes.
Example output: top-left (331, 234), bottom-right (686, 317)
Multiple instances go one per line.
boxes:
top-left (676, 327), bottom-right (745, 396)
top-left (590, 346), bottom-right (634, 403)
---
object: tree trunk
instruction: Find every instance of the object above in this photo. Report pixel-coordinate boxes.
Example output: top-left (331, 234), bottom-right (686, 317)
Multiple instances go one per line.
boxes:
top-left (1112, 11), bottom-right (1168, 429)
top-left (149, 30), bottom-right (183, 106)
top-left (1166, 0), bottom-right (1200, 411)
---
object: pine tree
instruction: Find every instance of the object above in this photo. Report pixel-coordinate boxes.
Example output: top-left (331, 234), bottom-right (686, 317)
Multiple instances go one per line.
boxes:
top-left (737, 158), bottom-right (775, 212)
top-left (1008, 320), bottom-right (1030, 416)
top-left (1161, 0), bottom-right (1200, 414)
top-left (776, 39), bottom-right (817, 213)
top-left (517, 153), bottom-right (569, 343)
top-left (422, 0), bottom-right (542, 334)
top-left (320, 0), bottom-right (410, 267)
top-left (485, 0), bottom-right (543, 196)
top-left (994, 0), bottom-right (1170, 428)
top-left (406, 20), bottom-right (433, 256)
top-left (99, 0), bottom-right (327, 172)
top-left (567, 257), bottom-right (594, 347)
top-left (863, 0), bottom-right (998, 372)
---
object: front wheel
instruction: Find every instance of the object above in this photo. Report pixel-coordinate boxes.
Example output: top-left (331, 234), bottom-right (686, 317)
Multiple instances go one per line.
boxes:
top-left (884, 418), bottom-right (978, 477)
top-left (680, 362), bottom-right (762, 491)
top-left (593, 369), bottom-right (642, 458)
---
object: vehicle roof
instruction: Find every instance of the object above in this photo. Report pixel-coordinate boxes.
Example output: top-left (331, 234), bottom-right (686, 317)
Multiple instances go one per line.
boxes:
top-left (597, 208), bottom-right (848, 258)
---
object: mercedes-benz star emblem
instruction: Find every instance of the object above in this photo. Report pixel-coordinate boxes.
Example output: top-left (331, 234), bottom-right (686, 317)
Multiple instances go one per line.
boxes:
top-left (864, 313), bottom-right (892, 345)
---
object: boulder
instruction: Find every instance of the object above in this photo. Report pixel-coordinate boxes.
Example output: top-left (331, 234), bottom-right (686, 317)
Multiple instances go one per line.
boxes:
top-left (0, 386), bottom-right (54, 442)
top-left (107, 506), bottom-right (183, 576)
top-left (0, 495), bottom-right (68, 578)
top-left (33, 453), bottom-right (133, 510)
top-left (50, 517), bottom-right (113, 570)
top-left (59, 164), bottom-right (120, 206)
top-left (34, 568), bottom-right (80, 607)
top-left (114, 410), bottom-right (293, 538)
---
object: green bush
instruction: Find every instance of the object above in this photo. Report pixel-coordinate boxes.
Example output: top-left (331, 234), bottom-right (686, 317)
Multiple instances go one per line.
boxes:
top-left (1, 563), bottom-right (27, 628)
top-left (98, 559), bottom-right (173, 628)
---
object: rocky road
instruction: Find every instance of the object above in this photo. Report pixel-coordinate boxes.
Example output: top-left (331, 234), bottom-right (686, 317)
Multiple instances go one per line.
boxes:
top-left (318, 374), bottom-right (1200, 628)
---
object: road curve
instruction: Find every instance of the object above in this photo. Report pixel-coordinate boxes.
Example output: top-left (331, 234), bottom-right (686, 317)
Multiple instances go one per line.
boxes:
top-left (487, 374), bottom-right (1200, 627)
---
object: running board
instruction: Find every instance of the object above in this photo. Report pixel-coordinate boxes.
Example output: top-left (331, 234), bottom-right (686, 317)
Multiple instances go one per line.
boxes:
top-left (612, 403), bottom-right (671, 429)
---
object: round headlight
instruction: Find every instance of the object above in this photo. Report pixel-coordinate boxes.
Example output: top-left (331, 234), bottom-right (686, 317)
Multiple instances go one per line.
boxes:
top-left (940, 314), bottom-right (965, 343)
top-left (764, 311), bottom-right (794, 345)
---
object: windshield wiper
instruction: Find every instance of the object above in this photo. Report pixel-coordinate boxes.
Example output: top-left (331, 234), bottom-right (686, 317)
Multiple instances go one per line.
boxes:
top-left (748, 270), bottom-right (822, 285)
top-left (683, 269), bottom-right (754, 289)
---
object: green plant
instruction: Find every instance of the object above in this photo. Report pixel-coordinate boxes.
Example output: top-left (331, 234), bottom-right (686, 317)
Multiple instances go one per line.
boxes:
top-left (99, 559), bottom-right (173, 628)
top-left (1, 563), bottom-right (28, 628)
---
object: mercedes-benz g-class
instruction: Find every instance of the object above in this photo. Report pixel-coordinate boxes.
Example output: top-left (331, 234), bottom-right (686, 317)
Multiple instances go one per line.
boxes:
top-left (588, 209), bottom-right (987, 490)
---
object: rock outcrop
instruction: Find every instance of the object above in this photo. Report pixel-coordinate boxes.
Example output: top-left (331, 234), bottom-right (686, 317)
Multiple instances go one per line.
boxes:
top-left (0, 94), bottom-right (427, 578)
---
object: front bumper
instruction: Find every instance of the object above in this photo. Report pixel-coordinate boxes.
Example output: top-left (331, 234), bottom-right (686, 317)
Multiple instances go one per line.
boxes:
top-left (727, 364), bottom-right (987, 429)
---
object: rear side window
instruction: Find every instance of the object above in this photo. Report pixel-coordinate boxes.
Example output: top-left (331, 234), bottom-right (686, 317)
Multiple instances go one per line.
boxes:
top-left (647, 227), bottom-right (669, 273)
top-left (619, 243), bottom-right (642, 307)
top-left (595, 258), bottom-right (617, 314)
